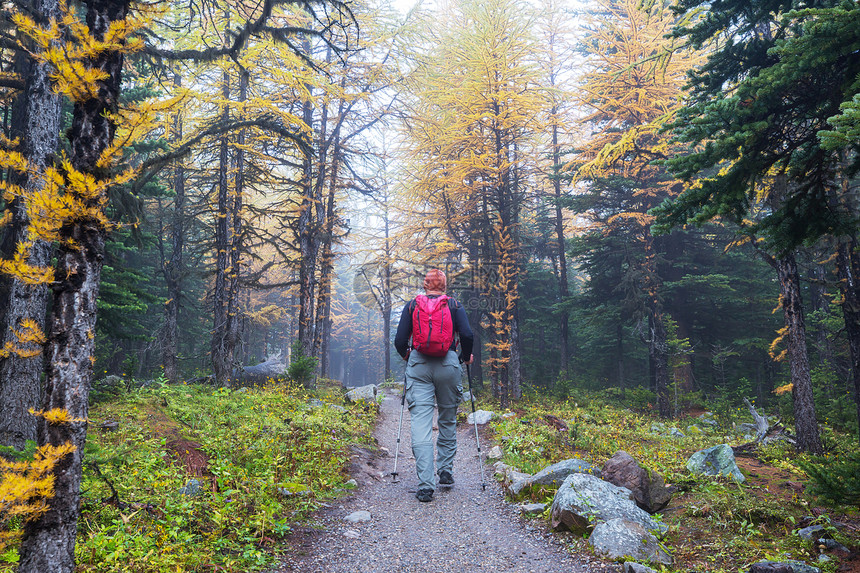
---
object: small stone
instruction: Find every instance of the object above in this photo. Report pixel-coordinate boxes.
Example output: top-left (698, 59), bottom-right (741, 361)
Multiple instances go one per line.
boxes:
top-left (501, 412), bottom-right (516, 419)
top-left (343, 529), bottom-right (361, 539)
top-left (178, 479), bottom-right (201, 496)
top-left (488, 446), bottom-right (503, 459)
top-left (345, 479), bottom-right (358, 488)
top-left (344, 510), bottom-right (371, 523)
top-left (669, 427), bottom-right (685, 438)
top-left (521, 503), bottom-right (546, 515)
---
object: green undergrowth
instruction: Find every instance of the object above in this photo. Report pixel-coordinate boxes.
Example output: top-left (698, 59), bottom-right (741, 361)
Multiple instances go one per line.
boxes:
top-left (0, 379), bottom-right (377, 572)
top-left (487, 389), bottom-right (859, 573)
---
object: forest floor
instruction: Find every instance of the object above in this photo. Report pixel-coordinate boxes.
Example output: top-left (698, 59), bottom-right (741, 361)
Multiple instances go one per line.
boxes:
top-left (272, 393), bottom-right (619, 573)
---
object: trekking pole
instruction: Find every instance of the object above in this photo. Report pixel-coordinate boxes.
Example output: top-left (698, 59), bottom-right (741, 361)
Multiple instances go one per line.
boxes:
top-left (391, 370), bottom-right (407, 483)
top-left (466, 364), bottom-right (486, 491)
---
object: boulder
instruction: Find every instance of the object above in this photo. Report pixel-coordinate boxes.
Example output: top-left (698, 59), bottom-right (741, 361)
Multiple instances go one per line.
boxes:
top-left (797, 525), bottom-right (826, 542)
top-left (510, 458), bottom-right (600, 496)
top-left (623, 563), bottom-right (658, 573)
top-left (589, 518), bottom-right (672, 565)
top-left (550, 473), bottom-right (667, 535)
top-left (624, 563), bottom-right (658, 573)
top-left (461, 391), bottom-right (472, 403)
top-left (236, 353), bottom-right (286, 382)
top-left (686, 444), bottom-right (745, 482)
top-left (467, 410), bottom-right (495, 425)
top-left (748, 561), bottom-right (819, 573)
top-left (487, 446), bottom-right (503, 459)
top-left (601, 451), bottom-right (674, 513)
top-left (345, 384), bottom-right (378, 403)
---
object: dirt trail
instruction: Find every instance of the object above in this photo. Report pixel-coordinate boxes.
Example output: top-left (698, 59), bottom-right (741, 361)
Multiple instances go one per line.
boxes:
top-left (275, 391), bottom-right (618, 573)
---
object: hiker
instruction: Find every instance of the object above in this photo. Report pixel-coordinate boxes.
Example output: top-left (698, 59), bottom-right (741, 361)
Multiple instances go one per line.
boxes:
top-left (394, 268), bottom-right (474, 502)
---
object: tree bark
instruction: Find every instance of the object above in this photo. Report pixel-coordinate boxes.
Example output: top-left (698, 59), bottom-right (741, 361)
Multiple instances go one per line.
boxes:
top-left (0, 0), bottom-right (60, 452)
top-left (551, 117), bottom-right (569, 374)
top-left (836, 239), bottom-right (860, 446)
top-left (162, 68), bottom-right (184, 383)
top-left (211, 66), bottom-right (232, 387)
top-left (774, 253), bottom-right (823, 454)
top-left (17, 0), bottom-right (128, 568)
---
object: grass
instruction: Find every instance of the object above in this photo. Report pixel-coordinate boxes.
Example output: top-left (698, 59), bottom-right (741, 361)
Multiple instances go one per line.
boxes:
top-left (0, 378), bottom-right (377, 572)
top-left (487, 388), bottom-right (859, 573)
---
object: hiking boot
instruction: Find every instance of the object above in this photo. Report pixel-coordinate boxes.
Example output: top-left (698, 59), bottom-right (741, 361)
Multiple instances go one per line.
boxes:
top-left (438, 470), bottom-right (454, 485)
top-left (416, 488), bottom-right (434, 502)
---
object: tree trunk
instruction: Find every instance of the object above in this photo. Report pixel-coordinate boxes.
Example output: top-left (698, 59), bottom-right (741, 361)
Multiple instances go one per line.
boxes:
top-left (211, 68), bottom-right (231, 387)
top-left (775, 253), bottom-right (823, 454)
top-left (0, 0), bottom-right (60, 451)
top-left (551, 117), bottom-right (569, 373)
top-left (836, 239), bottom-right (860, 446)
top-left (650, 307), bottom-right (671, 418)
top-left (297, 38), bottom-right (317, 366)
top-left (162, 68), bottom-right (184, 383)
top-left (17, 0), bottom-right (128, 568)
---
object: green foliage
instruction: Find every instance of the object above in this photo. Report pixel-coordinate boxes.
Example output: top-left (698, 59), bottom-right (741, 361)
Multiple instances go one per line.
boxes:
top-left (0, 382), bottom-right (375, 572)
top-left (800, 451), bottom-right (860, 507)
top-left (288, 341), bottom-right (318, 388)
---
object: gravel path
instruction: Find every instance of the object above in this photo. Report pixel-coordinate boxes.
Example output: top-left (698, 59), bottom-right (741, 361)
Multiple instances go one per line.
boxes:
top-left (275, 392), bottom-right (619, 573)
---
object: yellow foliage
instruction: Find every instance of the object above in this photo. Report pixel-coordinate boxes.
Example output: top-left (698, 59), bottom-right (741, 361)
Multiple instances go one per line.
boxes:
top-left (0, 318), bottom-right (48, 359)
top-left (31, 408), bottom-right (87, 424)
top-left (0, 442), bottom-right (76, 552)
top-left (773, 383), bottom-right (794, 395)
top-left (769, 326), bottom-right (788, 361)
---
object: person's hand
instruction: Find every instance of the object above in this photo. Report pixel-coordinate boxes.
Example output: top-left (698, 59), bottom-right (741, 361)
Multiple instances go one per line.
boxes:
top-left (465, 354), bottom-right (473, 365)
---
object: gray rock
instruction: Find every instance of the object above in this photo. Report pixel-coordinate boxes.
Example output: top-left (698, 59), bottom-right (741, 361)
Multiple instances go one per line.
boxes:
top-left (686, 444), bottom-right (745, 482)
top-left (649, 422), bottom-right (666, 434)
top-left (510, 458), bottom-right (601, 496)
top-left (589, 518), bottom-right (672, 565)
top-left (817, 555), bottom-right (832, 564)
top-left (308, 398), bottom-right (325, 409)
top-left (601, 451), bottom-right (674, 513)
top-left (797, 525), bottom-right (826, 542)
top-left (330, 404), bottom-right (347, 413)
top-left (461, 391), bottom-right (472, 403)
top-left (179, 479), bottom-right (201, 496)
top-left (345, 479), bottom-right (358, 488)
top-left (820, 538), bottom-right (849, 552)
top-left (344, 510), bottom-right (371, 523)
top-left (550, 473), bottom-right (667, 535)
top-left (493, 461), bottom-right (509, 475)
top-left (686, 424), bottom-right (704, 435)
top-left (623, 563), bottom-right (658, 573)
top-left (345, 384), bottom-right (378, 403)
top-left (738, 422), bottom-right (758, 433)
top-left (669, 427), bottom-right (685, 438)
top-left (501, 412), bottom-right (516, 419)
top-left (748, 560), bottom-right (819, 573)
top-left (521, 503), bottom-right (546, 515)
top-left (487, 445), bottom-right (503, 459)
top-left (342, 529), bottom-right (361, 539)
top-left (698, 414), bottom-right (718, 427)
top-left (467, 410), bottom-right (495, 425)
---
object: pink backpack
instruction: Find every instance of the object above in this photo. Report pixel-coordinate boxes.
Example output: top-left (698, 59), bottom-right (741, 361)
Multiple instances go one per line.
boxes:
top-left (410, 295), bottom-right (456, 356)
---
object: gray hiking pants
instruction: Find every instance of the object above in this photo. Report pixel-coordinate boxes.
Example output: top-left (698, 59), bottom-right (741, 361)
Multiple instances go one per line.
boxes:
top-left (406, 350), bottom-right (463, 490)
